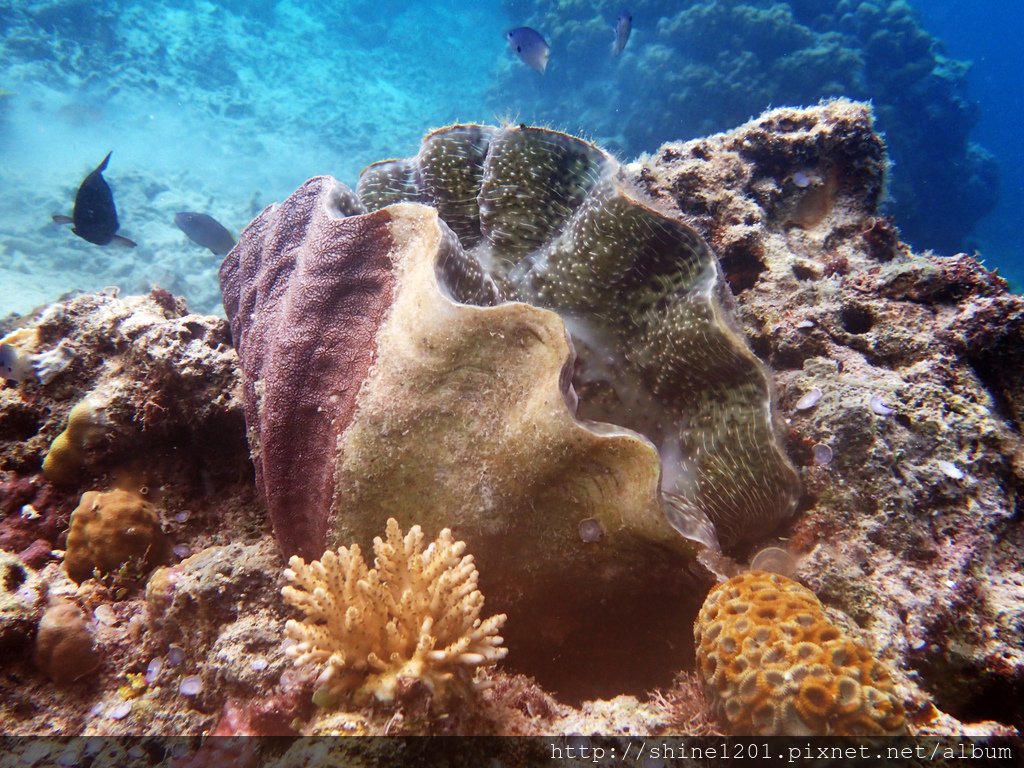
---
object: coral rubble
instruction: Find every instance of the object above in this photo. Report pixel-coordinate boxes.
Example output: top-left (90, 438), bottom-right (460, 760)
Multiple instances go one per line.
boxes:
top-left (282, 518), bottom-right (507, 707)
top-left (695, 570), bottom-right (906, 735)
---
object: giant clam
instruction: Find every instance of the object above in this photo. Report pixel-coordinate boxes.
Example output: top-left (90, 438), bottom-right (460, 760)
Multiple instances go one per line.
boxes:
top-left (219, 124), bottom-right (799, 687)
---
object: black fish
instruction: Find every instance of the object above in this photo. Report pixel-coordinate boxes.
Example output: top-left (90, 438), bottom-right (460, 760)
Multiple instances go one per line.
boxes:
top-left (174, 211), bottom-right (236, 256)
top-left (52, 151), bottom-right (136, 247)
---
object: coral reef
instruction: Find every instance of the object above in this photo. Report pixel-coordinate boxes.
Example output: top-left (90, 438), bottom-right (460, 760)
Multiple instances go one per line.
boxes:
top-left (695, 570), bottom-right (906, 735)
top-left (282, 518), bottom-right (507, 707)
top-left (64, 488), bottom-right (170, 583)
top-left (493, 0), bottom-right (997, 253)
top-left (0, 289), bottom-right (249, 560)
top-left (1, 101), bottom-right (1022, 741)
top-left (638, 99), bottom-right (1024, 730)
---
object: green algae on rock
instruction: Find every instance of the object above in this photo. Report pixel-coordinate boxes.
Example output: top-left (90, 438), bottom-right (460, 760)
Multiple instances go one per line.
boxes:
top-left (357, 123), bottom-right (800, 551)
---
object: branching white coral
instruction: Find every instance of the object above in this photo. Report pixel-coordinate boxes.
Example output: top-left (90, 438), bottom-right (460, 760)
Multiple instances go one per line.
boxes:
top-left (282, 518), bottom-right (507, 706)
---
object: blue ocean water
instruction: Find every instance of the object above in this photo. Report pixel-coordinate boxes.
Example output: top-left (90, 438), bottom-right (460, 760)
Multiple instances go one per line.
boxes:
top-left (0, 0), bottom-right (1021, 316)
top-left (912, 0), bottom-right (1024, 282)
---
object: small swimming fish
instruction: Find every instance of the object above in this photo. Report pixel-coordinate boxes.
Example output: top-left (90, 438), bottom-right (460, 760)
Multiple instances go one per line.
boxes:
top-left (612, 10), bottom-right (632, 56)
top-left (52, 151), bottom-right (137, 247)
top-left (0, 339), bottom-right (75, 385)
top-left (507, 27), bottom-right (549, 74)
top-left (0, 343), bottom-right (35, 382)
top-left (174, 212), bottom-right (236, 256)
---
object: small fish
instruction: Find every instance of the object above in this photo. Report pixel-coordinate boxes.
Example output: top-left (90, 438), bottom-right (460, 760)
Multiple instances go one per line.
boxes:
top-left (52, 151), bottom-right (136, 247)
top-left (612, 10), bottom-right (632, 56)
top-left (0, 339), bottom-right (74, 385)
top-left (507, 27), bottom-right (549, 74)
top-left (0, 343), bottom-right (35, 382)
top-left (174, 212), bottom-right (236, 256)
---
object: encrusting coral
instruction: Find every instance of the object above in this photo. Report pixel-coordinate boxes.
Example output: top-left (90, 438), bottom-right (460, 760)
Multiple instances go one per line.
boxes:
top-left (64, 488), bottom-right (170, 583)
top-left (281, 518), bottom-right (507, 707)
top-left (694, 570), bottom-right (906, 736)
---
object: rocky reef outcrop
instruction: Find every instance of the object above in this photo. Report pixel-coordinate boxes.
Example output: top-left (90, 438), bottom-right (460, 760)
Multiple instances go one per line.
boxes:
top-left (0, 290), bottom-right (249, 568)
top-left (0, 100), bottom-right (1021, 742)
top-left (494, 0), bottom-right (998, 255)
top-left (638, 99), bottom-right (1024, 731)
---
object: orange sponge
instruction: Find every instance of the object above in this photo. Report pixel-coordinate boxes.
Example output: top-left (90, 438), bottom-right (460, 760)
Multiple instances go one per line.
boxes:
top-left (694, 570), bottom-right (906, 735)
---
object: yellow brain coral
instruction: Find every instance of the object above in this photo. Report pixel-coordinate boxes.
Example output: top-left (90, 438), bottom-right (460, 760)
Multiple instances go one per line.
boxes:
top-left (282, 518), bottom-right (507, 706)
top-left (694, 571), bottom-right (906, 736)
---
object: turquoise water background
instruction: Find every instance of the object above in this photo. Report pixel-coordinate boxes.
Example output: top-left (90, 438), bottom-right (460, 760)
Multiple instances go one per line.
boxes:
top-left (0, 0), bottom-right (1020, 316)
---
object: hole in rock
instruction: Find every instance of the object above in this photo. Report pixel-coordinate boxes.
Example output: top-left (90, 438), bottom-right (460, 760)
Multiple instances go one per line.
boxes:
top-left (913, 653), bottom-right (1024, 732)
top-left (791, 262), bottom-right (819, 281)
top-left (839, 305), bottom-right (874, 335)
top-left (2, 562), bottom-right (27, 592)
top-left (488, 567), bottom-right (712, 704)
top-left (0, 406), bottom-right (42, 442)
top-left (968, 344), bottom-right (1024, 431)
top-left (719, 244), bottom-right (765, 294)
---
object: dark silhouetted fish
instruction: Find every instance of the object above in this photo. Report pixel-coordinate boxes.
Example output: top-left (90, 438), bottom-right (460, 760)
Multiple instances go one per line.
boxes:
top-left (612, 10), bottom-right (632, 56)
top-left (52, 151), bottom-right (136, 247)
top-left (174, 212), bottom-right (236, 255)
top-left (507, 27), bottom-right (549, 74)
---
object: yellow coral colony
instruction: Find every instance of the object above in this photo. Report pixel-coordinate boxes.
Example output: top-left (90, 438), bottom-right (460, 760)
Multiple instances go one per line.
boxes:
top-left (42, 395), bottom-right (107, 485)
top-left (281, 518), bottom-right (507, 706)
top-left (694, 571), bottom-right (906, 736)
